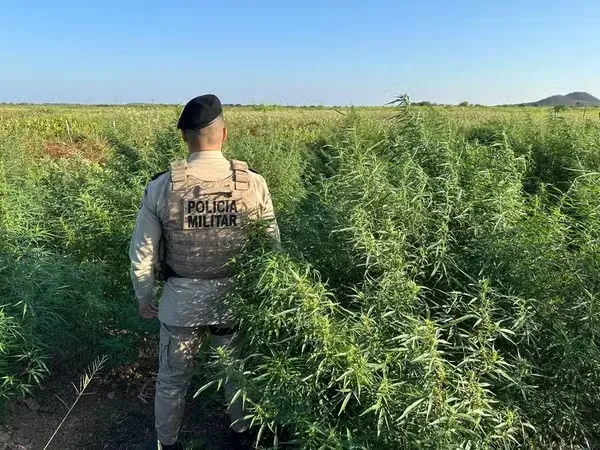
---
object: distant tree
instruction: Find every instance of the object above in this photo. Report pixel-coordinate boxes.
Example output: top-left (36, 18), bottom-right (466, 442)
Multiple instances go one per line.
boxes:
top-left (553, 105), bottom-right (568, 115)
top-left (459, 101), bottom-right (469, 107)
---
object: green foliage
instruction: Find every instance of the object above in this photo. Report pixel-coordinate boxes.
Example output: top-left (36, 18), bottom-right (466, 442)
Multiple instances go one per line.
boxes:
top-left (204, 107), bottom-right (600, 448)
top-left (1, 104), bottom-right (600, 448)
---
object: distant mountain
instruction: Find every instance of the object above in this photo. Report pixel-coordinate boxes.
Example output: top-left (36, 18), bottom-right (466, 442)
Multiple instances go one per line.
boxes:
top-left (528, 92), bottom-right (600, 107)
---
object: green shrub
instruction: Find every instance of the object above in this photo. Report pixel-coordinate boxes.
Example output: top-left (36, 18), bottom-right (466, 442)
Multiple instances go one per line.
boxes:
top-left (204, 107), bottom-right (600, 448)
top-left (1, 105), bottom-right (600, 448)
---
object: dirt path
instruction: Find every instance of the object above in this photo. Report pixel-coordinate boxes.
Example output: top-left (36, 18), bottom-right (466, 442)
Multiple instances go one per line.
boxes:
top-left (0, 338), bottom-right (235, 450)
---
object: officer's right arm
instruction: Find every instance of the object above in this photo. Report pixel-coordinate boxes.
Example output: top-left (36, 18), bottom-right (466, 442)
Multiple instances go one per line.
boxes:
top-left (129, 182), bottom-right (163, 307)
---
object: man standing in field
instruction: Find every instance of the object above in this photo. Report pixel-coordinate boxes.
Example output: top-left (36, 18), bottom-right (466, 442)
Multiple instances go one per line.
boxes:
top-left (129, 94), bottom-right (279, 450)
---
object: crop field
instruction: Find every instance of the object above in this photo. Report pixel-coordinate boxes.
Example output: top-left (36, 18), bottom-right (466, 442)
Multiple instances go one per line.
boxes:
top-left (1, 103), bottom-right (600, 448)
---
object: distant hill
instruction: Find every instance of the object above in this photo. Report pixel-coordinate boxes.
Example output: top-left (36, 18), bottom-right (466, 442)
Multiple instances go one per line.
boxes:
top-left (528, 92), bottom-right (600, 107)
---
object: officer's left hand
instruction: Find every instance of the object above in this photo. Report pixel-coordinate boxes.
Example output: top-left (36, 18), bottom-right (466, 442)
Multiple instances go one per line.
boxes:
top-left (139, 302), bottom-right (159, 319)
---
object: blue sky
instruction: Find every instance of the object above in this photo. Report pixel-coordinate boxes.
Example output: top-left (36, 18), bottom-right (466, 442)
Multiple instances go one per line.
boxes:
top-left (0, 0), bottom-right (598, 105)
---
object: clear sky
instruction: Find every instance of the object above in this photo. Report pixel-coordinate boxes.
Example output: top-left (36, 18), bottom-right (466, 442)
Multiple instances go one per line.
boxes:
top-left (0, 0), bottom-right (598, 106)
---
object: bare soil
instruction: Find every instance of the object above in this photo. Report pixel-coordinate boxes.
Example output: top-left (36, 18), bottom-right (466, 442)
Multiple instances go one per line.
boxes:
top-left (0, 337), bottom-right (236, 450)
top-left (41, 139), bottom-right (108, 163)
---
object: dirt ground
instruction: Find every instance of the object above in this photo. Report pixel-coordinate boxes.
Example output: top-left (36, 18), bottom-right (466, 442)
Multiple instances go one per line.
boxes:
top-left (0, 337), bottom-right (238, 450)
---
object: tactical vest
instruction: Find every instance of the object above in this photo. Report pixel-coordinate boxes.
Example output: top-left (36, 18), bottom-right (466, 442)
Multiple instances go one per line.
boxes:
top-left (163, 159), bottom-right (257, 279)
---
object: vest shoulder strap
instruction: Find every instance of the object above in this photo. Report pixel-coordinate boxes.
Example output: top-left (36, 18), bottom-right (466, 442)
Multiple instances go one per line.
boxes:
top-left (230, 159), bottom-right (250, 191)
top-left (170, 160), bottom-right (188, 191)
top-left (150, 170), bottom-right (168, 182)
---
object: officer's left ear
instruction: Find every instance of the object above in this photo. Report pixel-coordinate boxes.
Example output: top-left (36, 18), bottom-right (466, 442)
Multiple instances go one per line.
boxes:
top-left (222, 127), bottom-right (228, 144)
top-left (181, 129), bottom-right (188, 143)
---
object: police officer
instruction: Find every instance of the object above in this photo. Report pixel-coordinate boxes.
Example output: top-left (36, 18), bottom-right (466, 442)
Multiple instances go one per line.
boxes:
top-left (129, 94), bottom-right (279, 450)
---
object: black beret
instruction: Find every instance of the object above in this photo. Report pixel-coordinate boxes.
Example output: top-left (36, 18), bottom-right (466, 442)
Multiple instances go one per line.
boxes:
top-left (177, 94), bottom-right (223, 130)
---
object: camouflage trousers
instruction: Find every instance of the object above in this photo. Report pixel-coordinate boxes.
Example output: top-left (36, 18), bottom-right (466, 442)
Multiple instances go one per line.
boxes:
top-left (155, 322), bottom-right (247, 445)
